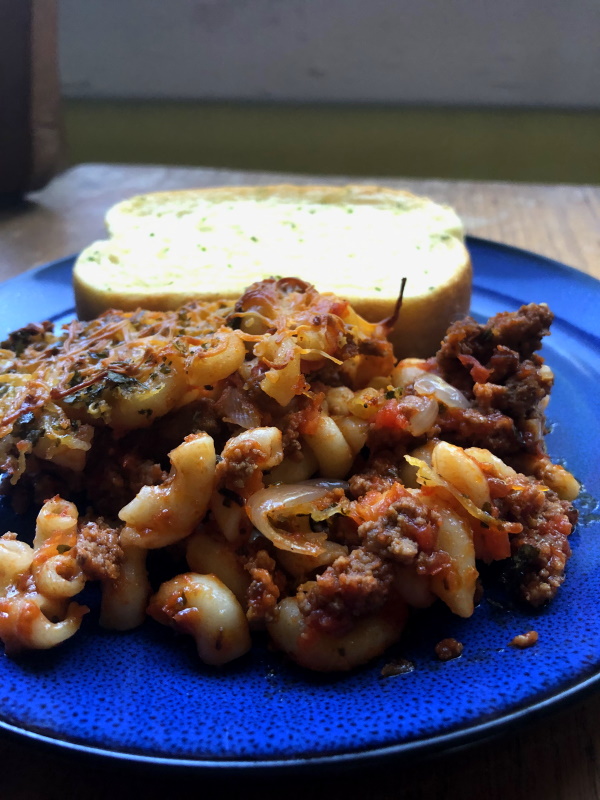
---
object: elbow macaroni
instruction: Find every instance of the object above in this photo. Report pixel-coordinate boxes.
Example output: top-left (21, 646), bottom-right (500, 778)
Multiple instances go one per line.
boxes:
top-left (148, 573), bottom-right (251, 666)
top-left (120, 433), bottom-right (216, 548)
top-left (0, 498), bottom-right (88, 655)
top-left (0, 280), bottom-right (579, 670)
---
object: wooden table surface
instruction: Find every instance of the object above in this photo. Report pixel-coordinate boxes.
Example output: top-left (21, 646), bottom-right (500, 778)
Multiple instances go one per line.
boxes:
top-left (1, 164), bottom-right (600, 799)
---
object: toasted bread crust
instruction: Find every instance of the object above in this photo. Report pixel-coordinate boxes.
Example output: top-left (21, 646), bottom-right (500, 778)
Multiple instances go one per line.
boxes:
top-left (75, 184), bottom-right (472, 358)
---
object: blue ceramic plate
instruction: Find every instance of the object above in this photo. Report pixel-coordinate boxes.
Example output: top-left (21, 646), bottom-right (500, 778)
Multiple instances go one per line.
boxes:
top-left (0, 237), bottom-right (599, 769)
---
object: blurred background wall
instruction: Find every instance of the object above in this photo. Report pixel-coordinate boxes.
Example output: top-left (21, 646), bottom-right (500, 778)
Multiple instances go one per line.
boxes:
top-left (59, 0), bottom-right (600, 182)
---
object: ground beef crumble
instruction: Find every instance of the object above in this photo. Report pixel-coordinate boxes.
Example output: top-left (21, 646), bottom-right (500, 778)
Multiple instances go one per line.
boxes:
top-left (76, 518), bottom-right (123, 582)
top-left (435, 303), bottom-right (554, 454)
top-left (348, 451), bottom-right (406, 498)
top-left (244, 549), bottom-right (286, 625)
top-left (297, 548), bottom-right (394, 637)
top-left (435, 638), bottom-right (463, 661)
top-left (358, 495), bottom-right (441, 561)
top-left (493, 475), bottom-right (577, 606)
top-left (473, 356), bottom-right (552, 419)
top-left (380, 658), bottom-right (415, 677)
top-left (437, 407), bottom-right (523, 456)
top-left (510, 630), bottom-right (538, 648)
top-left (218, 440), bottom-right (266, 491)
top-left (436, 303), bottom-right (553, 393)
top-left (278, 396), bottom-right (322, 458)
top-left (85, 441), bottom-right (167, 518)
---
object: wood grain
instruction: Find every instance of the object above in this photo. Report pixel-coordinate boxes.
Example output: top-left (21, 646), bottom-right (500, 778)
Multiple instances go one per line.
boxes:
top-left (0, 164), bottom-right (599, 799)
top-left (0, 164), bottom-right (600, 281)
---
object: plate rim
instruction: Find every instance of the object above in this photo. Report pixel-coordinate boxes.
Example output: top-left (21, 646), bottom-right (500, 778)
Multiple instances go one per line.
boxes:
top-left (1, 663), bottom-right (599, 771)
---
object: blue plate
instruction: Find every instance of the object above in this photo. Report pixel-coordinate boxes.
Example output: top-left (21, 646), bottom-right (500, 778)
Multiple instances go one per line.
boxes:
top-left (0, 237), bottom-right (599, 769)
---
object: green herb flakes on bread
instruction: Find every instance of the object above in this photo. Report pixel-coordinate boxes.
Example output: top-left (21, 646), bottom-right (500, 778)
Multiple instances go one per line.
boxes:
top-left (73, 184), bottom-right (472, 357)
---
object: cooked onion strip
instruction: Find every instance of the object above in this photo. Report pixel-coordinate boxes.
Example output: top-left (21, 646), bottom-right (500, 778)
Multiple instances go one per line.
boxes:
top-left (297, 348), bottom-right (344, 365)
top-left (246, 480), bottom-right (347, 556)
top-left (413, 373), bottom-right (471, 409)
top-left (404, 455), bottom-right (522, 533)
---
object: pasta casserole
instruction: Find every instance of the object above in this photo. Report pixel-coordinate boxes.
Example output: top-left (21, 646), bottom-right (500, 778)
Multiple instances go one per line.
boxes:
top-left (0, 279), bottom-right (579, 670)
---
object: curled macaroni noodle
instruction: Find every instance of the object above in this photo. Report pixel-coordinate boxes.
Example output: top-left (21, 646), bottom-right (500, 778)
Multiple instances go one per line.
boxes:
top-left (148, 573), bottom-right (251, 666)
top-left (120, 433), bottom-right (216, 548)
top-left (100, 546), bottom-right (150, 631)
top-left (0, 281), bottom-right (579, 669)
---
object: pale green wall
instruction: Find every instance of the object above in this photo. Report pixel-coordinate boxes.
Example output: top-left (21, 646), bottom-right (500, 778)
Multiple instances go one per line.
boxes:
top-left (64, 101), bottom-right (600, 184)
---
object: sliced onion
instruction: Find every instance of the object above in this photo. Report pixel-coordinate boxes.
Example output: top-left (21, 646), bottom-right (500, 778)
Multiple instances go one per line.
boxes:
top-left (404, 455), bottom-right (522, 533)
top-left (310, 503), bottom-right (345, 522)
top-left (246, 480), bottom-right (348, 556)
top-left (405, 396), bottom-right (438, 436)
top-left (414, 374), bottom-right (471, 409)
top-left (392, 358), bottom-right (429, 388)
top-left (217, 387), bottom-right (262, 429)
